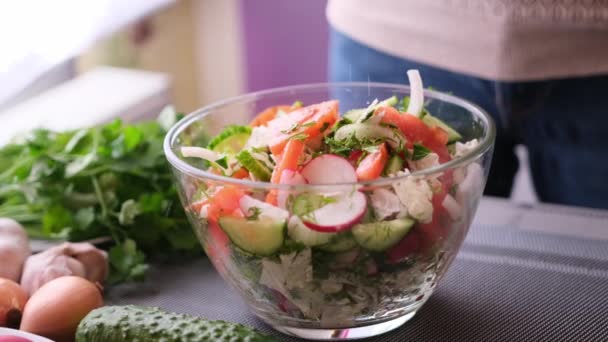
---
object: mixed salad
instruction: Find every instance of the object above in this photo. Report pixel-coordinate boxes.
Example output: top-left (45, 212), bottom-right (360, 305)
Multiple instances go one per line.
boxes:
top-left (179, 70), bottom-right (483, 327)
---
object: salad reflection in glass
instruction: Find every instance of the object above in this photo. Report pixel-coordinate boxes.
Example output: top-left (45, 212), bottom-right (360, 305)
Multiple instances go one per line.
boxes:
top-left (168, 70), bottom-right (492, 338)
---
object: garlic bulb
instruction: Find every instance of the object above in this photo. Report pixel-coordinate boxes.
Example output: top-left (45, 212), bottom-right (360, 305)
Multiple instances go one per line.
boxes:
top-left (21, 242), bottom-right (108, 295)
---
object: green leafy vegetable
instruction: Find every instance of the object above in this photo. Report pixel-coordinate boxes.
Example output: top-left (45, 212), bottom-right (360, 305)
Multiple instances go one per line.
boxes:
top-left (412, 143), bottom-right (432, 161)
top-left (246, 207), bottom-right (262, 221)
top-left (288, 132), bottom-right (309, 141)
top-left (0, 108), bottom-right (198, 283)
top-left (400, 96), bottom-right (410, 112)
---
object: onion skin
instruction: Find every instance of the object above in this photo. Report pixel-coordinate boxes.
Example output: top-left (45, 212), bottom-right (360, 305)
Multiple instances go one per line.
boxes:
top-left (20, 276), bottom-right (103, 342)
top-left (0, 218), bottom-right (31, 282)
top-left (20, 242), bottom-right (108, 296)
top-left (0, 278), bottom-right (28, 329)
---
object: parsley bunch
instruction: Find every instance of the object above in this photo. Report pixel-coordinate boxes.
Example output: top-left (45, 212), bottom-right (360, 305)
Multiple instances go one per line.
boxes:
top-left (0, 109), bottom-right (201, 284)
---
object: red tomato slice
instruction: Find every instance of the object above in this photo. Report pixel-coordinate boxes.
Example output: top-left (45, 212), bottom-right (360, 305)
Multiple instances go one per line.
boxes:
top-left (376, 106), bottom-right (451, 163)
top-left (206, 186), bottom-right (246, 222)
top-left (250, 105), bottom-right (292, 127)
top-left (356, 143), bottom-right (389, 181)
top-left (268, 101), bottom-right (339, 155)
top-left (387, 230), bottom-right (421, 263)
top-left (266, 139), bottom-right (305, 205)
top-left (347, 150), bottom-right (363, 166)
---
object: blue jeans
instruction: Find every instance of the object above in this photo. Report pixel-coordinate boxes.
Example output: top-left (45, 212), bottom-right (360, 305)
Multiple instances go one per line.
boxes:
top-left (329, 29), bottom-right (608, 209)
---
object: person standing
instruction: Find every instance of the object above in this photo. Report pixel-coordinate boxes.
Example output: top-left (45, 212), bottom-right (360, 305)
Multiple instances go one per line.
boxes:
top-left (327, 0), bottom-right (608, 209)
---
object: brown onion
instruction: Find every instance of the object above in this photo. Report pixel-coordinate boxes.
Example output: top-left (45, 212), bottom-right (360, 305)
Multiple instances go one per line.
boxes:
top-left (0, 278), bottom-right (28, 328)
top-left (20, 276), bottom-right (103, 342)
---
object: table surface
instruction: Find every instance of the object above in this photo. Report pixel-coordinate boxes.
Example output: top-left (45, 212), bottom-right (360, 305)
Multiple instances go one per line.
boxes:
top-left (108, 197), bottom-right (608, 341)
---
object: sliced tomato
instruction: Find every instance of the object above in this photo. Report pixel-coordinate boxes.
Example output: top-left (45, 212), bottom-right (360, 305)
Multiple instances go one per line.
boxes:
top-left (250, 105), bottom-right (292, 127)
top-left (376, 106), bottom-right (451, 163)
top-left (417, 191), bottom-right (449, 253)
top-left (205, 187), bottom-right (245, 267)
top-left (356, 143), bottom-right (389, 181)
top-left (266, 139), bottom-right (305, 205)
top-left (206, 219), bottom-right (230, 275)
top-left (268, 100), bottom-right (339, 155)
top-left (270, 139), bottom-right (305, 183)
top-left (387, 230), bottom-right (421, 263)
top-left (206, 186), bottom-right (246, 222)
top-left (190, 199), bottom-right (208, 213)
top-left (347, 150), bottom-right (363, 166)
top-left (431, 126), bottom-right (449, 146)
top-left (231, 168), bottom-right (249, 179)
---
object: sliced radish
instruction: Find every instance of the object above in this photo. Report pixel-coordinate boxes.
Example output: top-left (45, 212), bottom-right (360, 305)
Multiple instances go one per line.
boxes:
top-left (239, 195), bottom-right (289, 221)
top-left (277, 170), bottom-right (307, 209)
top-left (301, 154), bottom-right (357, 184)
top-left (302, 191), bottom-right (367, 232)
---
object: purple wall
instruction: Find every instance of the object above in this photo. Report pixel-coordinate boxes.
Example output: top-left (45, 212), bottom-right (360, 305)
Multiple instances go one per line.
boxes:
top-left (240, 0), bottom-right (329, 92)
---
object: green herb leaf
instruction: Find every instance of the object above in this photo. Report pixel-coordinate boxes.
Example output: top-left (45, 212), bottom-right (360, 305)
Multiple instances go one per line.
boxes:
top-left (215, 156), bottom-right (229, 169)
top-left (289, 132), bottom-right (309, 141)
top-left (108, 239), bottom-right (149, 284)
top-left (0, 108), bottom-right (200, 284)
top-left (280, 122), bottom-right (299, 134)
top-left (246, 206), bottom-right (262, 221)
top-left (118, 199), bottom-right (141, 225)
top-left (412, 143), bottom-right (432, 161)
top-left (74, 207), bottom-right (95, 230)
top-left (319, 122), bottom-right (330, 133)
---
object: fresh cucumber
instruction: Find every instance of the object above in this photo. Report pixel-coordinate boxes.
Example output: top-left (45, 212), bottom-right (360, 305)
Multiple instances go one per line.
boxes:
top-left (236, 149), bottom-right (272, 181)
top-left (218, 216), bottom-right (285, 256)
top-left (384, 155), bottom-right (404, 175)
top-left (422, 114), bottom-right (462, 143)
top-left (352, 218), bottom-right (415, 251)
top-left (207, 125), bottom-right (252, 154)
top-left (289, 192), bottom-right (336, 217)
top-left (343, 96), bottom-right (399, 122)
top-left (76, 305), bottom-right (275, 342)
top-left (318, 232), bottom-right (358, 252)
top-left (379, 95), bottom-right (399, 107)
top-left (343, 108), bottom-right (365, 122)
top-left (287, 216), bottom-right (335, 247)
top-left (334, 123), bottom-right (405, 148)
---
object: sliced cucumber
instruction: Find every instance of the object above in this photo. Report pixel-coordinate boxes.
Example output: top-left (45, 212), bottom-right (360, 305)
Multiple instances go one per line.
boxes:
top-left (422, 115), bottom-right (462, 143)
top-left (208, 125), bottom-right (252, 154)
top-left (318, 233), bottom-right (358, 252)
top-left (352, 218), bottom-right (415, 252)
top-left (384, 155), bottom-right (404, 175)
top-left (379, 95), bottom-right (399, 107)
top-left (334, 123), bottom-right (405, 148)
top-left (343, 109), bottom-right (364, 123)
top-left (218, 216), bottom-right (285, 256)
top-left (287, 216), bottom-right (335, 247)
top-left (289, 192), bottom-right (336, 217)
top-left (342, 96), bottom-right (399, 122)
top-left (236, 149), bottom-right (272, 181)
top-left (361, 206), bottom-right (375, 223)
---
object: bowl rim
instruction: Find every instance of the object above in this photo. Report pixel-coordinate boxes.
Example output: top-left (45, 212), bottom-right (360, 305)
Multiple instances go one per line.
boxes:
top-left (164, 82), bottom-right (495, 190)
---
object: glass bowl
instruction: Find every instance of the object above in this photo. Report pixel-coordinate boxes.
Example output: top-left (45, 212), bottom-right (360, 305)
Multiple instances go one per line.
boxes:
top-left (164, 83), bottom-right (495, 340)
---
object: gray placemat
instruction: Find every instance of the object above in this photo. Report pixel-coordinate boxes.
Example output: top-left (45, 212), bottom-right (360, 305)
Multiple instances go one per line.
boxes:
top-left (108, 223), bottom-right (608, 341)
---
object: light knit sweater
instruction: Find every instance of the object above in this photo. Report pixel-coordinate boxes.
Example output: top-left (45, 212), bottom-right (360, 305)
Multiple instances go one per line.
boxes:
top-left (327, 0), bottom-right (608, 81)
